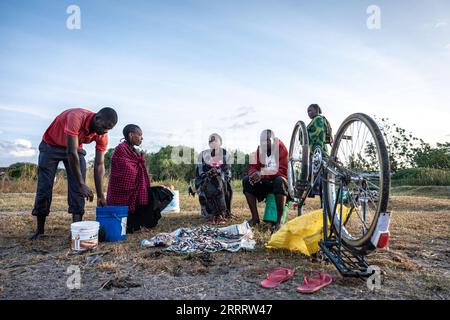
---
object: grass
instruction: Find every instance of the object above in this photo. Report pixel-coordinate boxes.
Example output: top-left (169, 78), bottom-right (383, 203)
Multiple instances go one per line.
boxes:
top-left (1, 170), bottom-right (94, 194)
top-left (392, 186), bottom-right (450, 199)
top-left (392, 168), bottom-right (450, 186)
top-left (1, 172), bottom-right (449, 299)
top-left (97, 261), bottom-right (118, 272)
top-left (0, 190), bottom-right (449, 299)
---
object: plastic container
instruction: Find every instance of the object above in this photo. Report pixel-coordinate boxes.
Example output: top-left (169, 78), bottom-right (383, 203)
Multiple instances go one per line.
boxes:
top-left (161, 190), bottom-right (180, 213)
top-left (263, 193), bottom-right (289, 224)
top-left (96, 206), bottom-right (128, 242)
top-left (71, 221), bottom-right (100, 251)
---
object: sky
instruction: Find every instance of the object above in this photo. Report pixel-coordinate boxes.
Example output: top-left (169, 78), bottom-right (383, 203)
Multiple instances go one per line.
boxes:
top-left (0, 0), bottom-right (449, 166)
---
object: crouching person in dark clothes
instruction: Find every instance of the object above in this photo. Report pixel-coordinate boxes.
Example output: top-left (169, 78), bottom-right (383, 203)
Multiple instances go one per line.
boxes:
top-left (195, 133), bottom-right (233, 225)
top-left (243, 129), bottom-right (289, 232)
top-left (30, 107), bottom-right (118, 240)
top-left (107, 124), bottom-right (173, 232)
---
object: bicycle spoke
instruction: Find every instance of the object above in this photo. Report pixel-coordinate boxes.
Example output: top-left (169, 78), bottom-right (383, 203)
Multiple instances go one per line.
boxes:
top-left (328, 116), bottom-right (387, 243)
top-left (348, 193), bottom-right (370, 231)
top-left (365, 179), bottom-right (381, 191)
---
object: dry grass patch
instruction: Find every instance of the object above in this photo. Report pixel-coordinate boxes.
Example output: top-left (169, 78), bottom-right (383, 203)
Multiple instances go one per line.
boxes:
top-left (96, 261), bottom-right (118, 272)
top-left (0, 191), bottom-right (449, 299)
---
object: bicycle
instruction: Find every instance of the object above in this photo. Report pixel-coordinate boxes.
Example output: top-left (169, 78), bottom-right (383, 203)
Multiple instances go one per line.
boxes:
top-left (288, 113), bottom-right (392, 277)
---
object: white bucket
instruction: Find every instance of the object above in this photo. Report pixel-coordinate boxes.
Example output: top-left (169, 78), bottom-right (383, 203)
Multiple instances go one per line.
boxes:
top-left (161, 190), bottom-right (180, 214)
top-left (71, 221), bottom-right (100, 251)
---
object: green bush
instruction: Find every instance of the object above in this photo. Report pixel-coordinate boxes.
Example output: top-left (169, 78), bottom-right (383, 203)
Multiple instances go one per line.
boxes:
top-left (103, 145), bottom-right (252, 182)
top-left (414, 142), bottom-right (450, 170)
top-left (7, 162), bottom-right (39, 179)
top-left (392, 168), bottom-right (450, 186)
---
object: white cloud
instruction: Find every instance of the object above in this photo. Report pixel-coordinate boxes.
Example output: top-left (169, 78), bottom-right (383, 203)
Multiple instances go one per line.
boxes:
top-left (0, 139), bottom-right (38, 158)
top-left (435, 20), bottom-right (448, 28)
top-left (234, 106), bottom-right (256, 118)
top-left (423, 20), bottom-right (448, 29)
top-left (0, 105), bottom-right (52, 120)
top-left (228, 120), bottom-right (259, 130)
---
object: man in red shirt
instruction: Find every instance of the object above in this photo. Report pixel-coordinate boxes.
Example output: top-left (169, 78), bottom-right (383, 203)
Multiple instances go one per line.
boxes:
top-left (242, 129), bottom-right (289, 231)
top-left (30, 107), bottom-right (118, 240)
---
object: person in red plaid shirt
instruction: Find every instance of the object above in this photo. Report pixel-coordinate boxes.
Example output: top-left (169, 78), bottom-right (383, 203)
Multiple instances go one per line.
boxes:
top-left (107, 124), bottom-right (151, 232)
top-left (30, 107), bottom-right (118, 240)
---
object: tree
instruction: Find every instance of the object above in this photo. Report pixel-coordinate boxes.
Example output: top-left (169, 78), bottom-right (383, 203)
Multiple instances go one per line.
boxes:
top-left (376, 117), bottom-right (427, 172)
top-left (413, 142), bottom-right (450, 170)
top-left (7, 162), bottom-right (39, 179)
top-left (95, 145), bottom-right (252, 182)
top-left (147, 145), bottom-right (197, 181)
top-left (104, 148), bottom-right (115, 172)
top-left (230, 149), bottom-right (250, 180)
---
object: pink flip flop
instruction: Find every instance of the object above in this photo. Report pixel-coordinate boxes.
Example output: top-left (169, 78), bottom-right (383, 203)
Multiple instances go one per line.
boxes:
top-left (261, 267), bottom-right (295, 289)
top-left (296, 271), bottom-right (333, 293)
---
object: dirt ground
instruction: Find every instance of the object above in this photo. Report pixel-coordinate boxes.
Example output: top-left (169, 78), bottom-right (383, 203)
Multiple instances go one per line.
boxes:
top-left (0, 191), bottom-right (449, 300)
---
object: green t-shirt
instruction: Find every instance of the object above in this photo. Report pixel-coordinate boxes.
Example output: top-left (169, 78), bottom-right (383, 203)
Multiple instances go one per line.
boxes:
top-left (307, 115), bottom-right (328, 154)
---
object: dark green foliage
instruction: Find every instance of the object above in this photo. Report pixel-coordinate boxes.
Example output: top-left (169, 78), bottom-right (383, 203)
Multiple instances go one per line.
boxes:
top-left (102, 145), bottom-right (251, 182)
top-left (7, 162), bottom-right (38, 179)
top-left (413, 142), bottom-right (450, 170)
top-left (376, 117), bottom-right (449, 173)
top-left (392, 168), bottom-right (450, 186)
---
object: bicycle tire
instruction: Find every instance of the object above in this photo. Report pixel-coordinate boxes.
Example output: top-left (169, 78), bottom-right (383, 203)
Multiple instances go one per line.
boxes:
top-left (288, 120), bottom-right (310, 215)
top-left (323, 113), bottom-right (390, 254)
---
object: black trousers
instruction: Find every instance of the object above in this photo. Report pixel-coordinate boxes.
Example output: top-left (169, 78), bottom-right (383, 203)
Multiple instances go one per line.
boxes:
top-left (242, 175), bottom-right (289, 202)
top-left (32, 141), bottom-right (87, 217)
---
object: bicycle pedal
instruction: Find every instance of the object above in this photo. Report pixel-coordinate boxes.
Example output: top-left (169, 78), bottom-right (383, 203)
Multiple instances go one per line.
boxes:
top-left (316, 250), bottom-right (329, 262)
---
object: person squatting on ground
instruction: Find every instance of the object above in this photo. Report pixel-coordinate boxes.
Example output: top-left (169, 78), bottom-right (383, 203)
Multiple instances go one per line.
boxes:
top-left (30, 107), bottom-right (118, 240)
top-left (242, 129), bottom-right (289, 231)
top-left (107, 124), bottom-right (173, 232)
top-left (195, 133), bottom-right (233, 225)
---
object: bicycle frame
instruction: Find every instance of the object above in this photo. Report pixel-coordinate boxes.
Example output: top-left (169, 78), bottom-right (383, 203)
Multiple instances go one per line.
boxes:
top-left (320, 162), bottom-right (371, 277)
top-left (292, 154), bottom-right (372, 277)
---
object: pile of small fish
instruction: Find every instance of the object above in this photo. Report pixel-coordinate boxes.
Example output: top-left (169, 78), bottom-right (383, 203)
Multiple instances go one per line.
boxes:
top-left (141, 222), bottom-right (255, 254)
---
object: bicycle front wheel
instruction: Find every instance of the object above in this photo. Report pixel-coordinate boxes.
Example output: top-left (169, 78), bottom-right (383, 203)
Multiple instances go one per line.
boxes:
top-left (288, 120), bottom-right (310, 215)
top-left (323, 113), bottom-right (390, 253)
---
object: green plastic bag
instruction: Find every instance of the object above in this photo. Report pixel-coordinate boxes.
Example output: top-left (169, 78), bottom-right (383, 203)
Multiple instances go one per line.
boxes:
top-left (263, 193), bottom-right (289, 224)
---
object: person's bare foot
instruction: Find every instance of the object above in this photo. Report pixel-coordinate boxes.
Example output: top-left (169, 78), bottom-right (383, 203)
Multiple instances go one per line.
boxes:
top-left (226, 213), bottom-right (238, 220)
top-left (247, 219), bottom-right (260, 227)
top-left (214, 216), bottom-right (226, 225)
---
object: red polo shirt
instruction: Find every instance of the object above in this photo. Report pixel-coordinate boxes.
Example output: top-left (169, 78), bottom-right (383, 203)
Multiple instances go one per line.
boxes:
top-left (43, 108), bottom-right (108, 151)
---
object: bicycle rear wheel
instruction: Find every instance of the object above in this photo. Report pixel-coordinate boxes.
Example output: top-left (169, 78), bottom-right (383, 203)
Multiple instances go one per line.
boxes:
top-left (288, 121), bottom-right (310, 215)
top-left (323, 113), bottom-right (390, 253)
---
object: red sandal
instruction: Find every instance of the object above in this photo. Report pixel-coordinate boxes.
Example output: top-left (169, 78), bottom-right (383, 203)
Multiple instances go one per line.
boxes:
top-left (296, 271), bottom-right (333, 293)
top-left (261, 267), bottom-right (295, 289)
